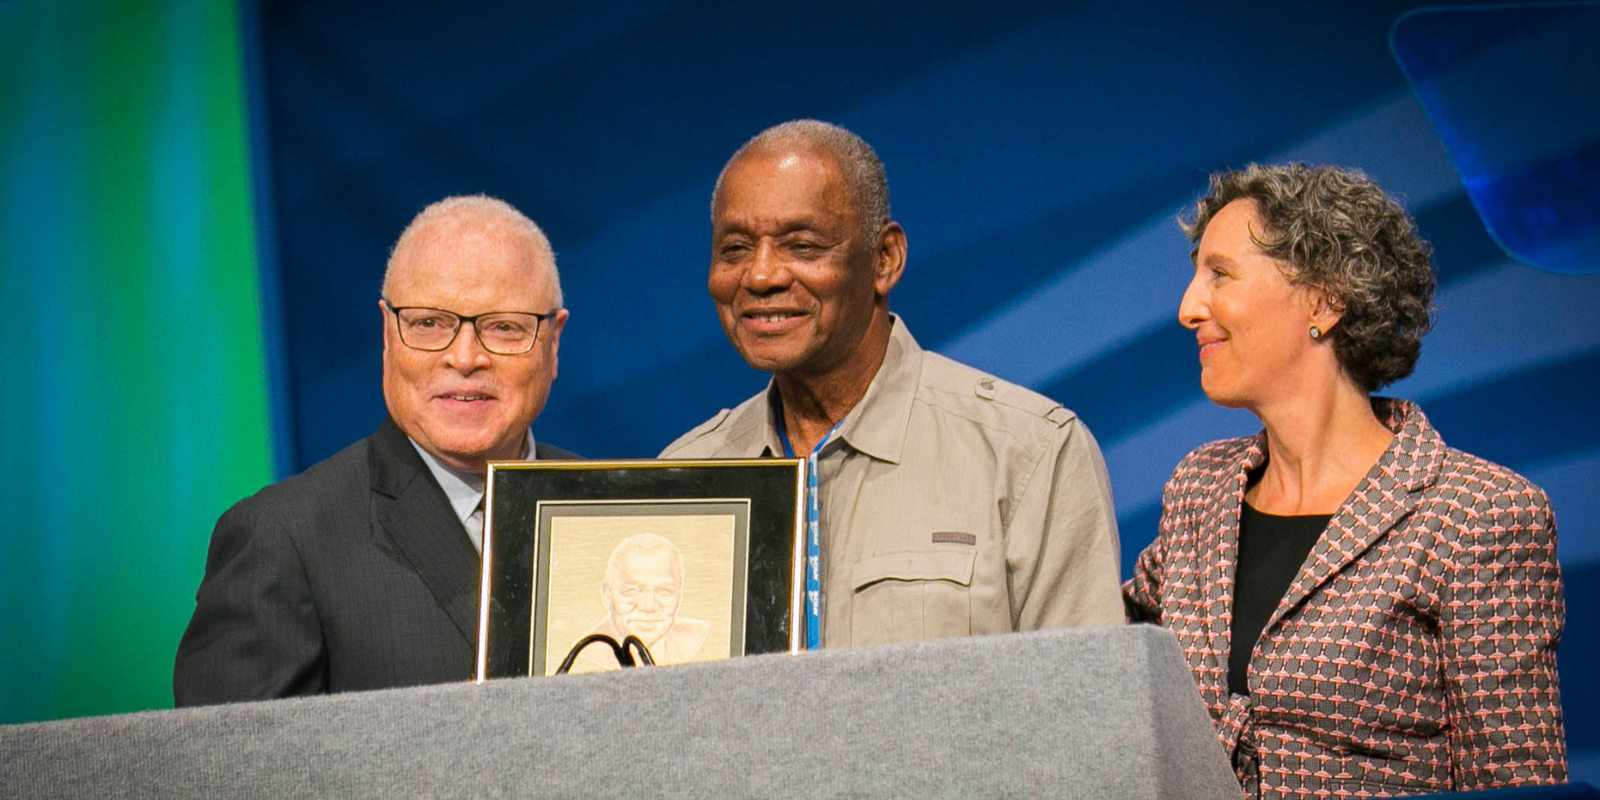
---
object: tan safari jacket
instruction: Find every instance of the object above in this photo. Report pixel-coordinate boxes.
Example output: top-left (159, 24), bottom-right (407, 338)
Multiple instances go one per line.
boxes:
top-left (661, 317), bottom-right (1125, 648)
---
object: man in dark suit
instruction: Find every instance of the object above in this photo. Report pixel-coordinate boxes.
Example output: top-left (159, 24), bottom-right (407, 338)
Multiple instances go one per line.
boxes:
top-left (174, 195), bottom-right (574, 705)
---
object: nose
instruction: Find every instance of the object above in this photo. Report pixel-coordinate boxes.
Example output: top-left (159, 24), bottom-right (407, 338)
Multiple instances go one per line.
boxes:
top-left (441, 319), bottom-right (493, 372)
top-left (635, 591), bottom-right (660, 613)
top-left (742, 241), bottom-right (792, 294)
top-left (1178, 269), bottom-right (1209, 330)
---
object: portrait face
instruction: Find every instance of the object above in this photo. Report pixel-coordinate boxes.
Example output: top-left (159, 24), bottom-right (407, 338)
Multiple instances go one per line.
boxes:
top-left (602, 545), bottom-right (684, 646)
top-left (708, 147), bottom-right (901, 379)
top-left (1179, 198), bottom-right (1323, 410)
top-left (381, 210), bottom-right (568, 475)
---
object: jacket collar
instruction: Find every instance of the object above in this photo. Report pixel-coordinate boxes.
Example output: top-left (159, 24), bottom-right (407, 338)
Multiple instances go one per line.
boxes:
top-left (1200, 399), bottom-right (1445, 691)
top-left (725, 315), bottom-right (922, 463)
top-left (706, 389), bottom-right (784, 457)
top-left (1263, 399), bottom-right (1443, 631)
top-left (831, 316), bottom-right (920, 465)
top-left (368, 417), bottom-right (481, 646)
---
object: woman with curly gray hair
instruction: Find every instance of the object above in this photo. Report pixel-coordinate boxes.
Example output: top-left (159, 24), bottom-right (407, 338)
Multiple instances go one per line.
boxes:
top-left (1124, 164), bottom-right (1566, 798)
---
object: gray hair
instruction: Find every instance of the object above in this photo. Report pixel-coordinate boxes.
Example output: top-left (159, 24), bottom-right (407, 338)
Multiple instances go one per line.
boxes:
top-left (383, 194), bottom-right (563, 308)
top-left (712, 119), bottom-right (891, 238)
top-left (604, 532), bottom-right (684, 588)
top-left (1180, 163), bottom-right (1436, 393)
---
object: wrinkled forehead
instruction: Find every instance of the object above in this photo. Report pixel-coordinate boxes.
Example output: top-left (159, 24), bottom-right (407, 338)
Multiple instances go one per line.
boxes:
top-left (714, 146), bottom-right (858, 221)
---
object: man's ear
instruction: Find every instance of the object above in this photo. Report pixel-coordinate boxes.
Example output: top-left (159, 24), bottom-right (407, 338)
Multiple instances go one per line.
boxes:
top-left (543, 308), bottom-right (569, 379)
top-left (873, 222), bottom-right (907, 298)
top-left (379, 299), bottom-right (393, 354)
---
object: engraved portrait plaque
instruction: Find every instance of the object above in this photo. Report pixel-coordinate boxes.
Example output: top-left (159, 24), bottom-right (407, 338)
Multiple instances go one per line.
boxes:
top-left (477, 459), bottom-right (805, 681)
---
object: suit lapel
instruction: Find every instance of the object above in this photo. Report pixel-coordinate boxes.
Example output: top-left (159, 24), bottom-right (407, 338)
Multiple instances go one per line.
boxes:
top-left (1260, 398), bottom-right (1442, 639)
top-left (368, 418), bottom-right (482, 647)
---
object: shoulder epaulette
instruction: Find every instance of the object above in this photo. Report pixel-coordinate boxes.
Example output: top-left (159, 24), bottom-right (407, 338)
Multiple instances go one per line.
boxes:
top-left (971, 375), bottom-right (1076, 428)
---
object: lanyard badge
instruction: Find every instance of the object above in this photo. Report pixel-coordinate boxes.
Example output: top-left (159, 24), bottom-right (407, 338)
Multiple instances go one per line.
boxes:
top-left (782, 418), bottom-right (845, 651)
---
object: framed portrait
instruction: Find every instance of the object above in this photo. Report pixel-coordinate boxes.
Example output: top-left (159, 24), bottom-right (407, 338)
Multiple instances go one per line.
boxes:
top-left (475, 458), bottom-right (806, 681)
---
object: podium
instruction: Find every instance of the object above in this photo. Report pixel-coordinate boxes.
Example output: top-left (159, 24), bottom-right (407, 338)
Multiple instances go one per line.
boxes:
top-left (2, 625), bottom-right (1240, 798)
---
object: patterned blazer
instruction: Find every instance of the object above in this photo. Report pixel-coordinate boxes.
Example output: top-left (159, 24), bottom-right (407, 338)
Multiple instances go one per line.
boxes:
top-left (1124, 399), bottom-right (1566, 798)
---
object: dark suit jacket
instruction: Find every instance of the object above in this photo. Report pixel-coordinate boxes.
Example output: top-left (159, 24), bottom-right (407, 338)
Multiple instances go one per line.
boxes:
top-left (174, 418), bottom-right (577, 706)
top-left (1124, 399), bottom-right (1565, 798)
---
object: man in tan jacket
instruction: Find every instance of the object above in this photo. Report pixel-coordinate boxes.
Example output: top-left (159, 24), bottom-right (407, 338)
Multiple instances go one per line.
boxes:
top-left (661, 120), bottom-right (1123, 648)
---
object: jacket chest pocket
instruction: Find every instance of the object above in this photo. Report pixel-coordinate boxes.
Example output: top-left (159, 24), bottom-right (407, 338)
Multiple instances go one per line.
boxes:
top-left (849, 550), bottom-right (975, 646)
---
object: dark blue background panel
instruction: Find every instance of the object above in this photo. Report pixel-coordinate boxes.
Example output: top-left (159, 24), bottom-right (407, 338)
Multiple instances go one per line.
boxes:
top-left (254, 0), bottom-right (1600, 776)
top-left (259, 0), bottom-right (1444, 467)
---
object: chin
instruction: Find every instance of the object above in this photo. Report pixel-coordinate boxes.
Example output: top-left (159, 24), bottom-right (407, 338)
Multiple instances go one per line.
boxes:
top-left (734, 347), bottom-right (806, 374)
top-left (728, 331), bottom-right (814, 371)
top-left (1198, 380), bottom-right (1251, 410)
top-left (433, 433), bottom-right (495, 458)
top-left (442, 420), bottom-right (526, 453)
top-left (629, 629), bottom-right (667, 646)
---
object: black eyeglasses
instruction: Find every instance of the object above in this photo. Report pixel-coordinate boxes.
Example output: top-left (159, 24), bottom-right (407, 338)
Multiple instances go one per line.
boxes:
top-left (382, 299), bottom-right (558, 355)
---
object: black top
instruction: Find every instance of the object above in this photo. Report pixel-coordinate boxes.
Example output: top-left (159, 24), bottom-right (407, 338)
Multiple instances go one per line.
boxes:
top-left (1229, 502), bottom-right (1331, 697)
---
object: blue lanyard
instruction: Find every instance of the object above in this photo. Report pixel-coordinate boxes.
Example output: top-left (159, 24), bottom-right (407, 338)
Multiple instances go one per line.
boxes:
top-left (781, 417), bottom-right (844, 651)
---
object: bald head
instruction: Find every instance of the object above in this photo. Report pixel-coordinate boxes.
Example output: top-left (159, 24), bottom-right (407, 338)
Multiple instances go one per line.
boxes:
top-left (605, 532), bottom-right (685, 588)
top-left (712, 119), bottom-right (890, 240)
top-left (384, 194), bottom-right (562, 307)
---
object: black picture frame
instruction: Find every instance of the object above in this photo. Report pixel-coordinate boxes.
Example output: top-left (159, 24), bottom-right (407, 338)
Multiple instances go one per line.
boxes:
top-left (476, 458), bottom-right (805, 681)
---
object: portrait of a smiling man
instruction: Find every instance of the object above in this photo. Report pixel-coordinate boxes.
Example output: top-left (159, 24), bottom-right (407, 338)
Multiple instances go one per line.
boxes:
top-left (578, 532), bottom-right (712, 670)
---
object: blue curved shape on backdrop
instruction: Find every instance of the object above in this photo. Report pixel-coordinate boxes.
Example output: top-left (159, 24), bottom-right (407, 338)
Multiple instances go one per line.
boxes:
top-left (1392, 3), bottom-right (1600, 275)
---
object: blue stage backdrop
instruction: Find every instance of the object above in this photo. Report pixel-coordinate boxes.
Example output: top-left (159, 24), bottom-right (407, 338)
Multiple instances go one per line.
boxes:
top-left (250, 0), bottom-right (1599, 776)
top-left (6, 0), bottom-right (1591, 776)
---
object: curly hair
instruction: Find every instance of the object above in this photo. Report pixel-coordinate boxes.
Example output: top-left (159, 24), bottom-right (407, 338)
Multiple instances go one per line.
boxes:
top-left (1180, 163), bottom-right (1437, 392)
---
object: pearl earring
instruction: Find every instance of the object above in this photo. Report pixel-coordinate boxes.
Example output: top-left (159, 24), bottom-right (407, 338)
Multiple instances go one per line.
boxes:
top-left (1310, 326), bottom-right (1323, 340)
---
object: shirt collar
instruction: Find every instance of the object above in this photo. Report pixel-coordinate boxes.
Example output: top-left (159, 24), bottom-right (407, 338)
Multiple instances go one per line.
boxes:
top-left (409, 429), bottom-right (537, 526)
top-left (829, 315), bottom-right (919, 464)
top-left (746, 314), bottom-right (921, 465)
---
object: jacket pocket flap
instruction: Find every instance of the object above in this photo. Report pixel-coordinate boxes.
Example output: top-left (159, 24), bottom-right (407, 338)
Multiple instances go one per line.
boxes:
top-left (851, 550), bottom-right (976, 590)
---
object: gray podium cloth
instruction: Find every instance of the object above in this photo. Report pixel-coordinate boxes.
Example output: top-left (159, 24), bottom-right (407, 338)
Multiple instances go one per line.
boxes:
top-left (2, 625), bottom-right (1239, 798)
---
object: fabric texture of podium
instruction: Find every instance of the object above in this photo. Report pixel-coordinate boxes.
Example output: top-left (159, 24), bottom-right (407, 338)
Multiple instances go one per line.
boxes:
top-left (3, 625), bottom-right (1238, 798)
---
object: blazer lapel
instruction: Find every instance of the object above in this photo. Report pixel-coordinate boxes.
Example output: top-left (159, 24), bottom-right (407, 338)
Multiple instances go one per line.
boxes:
top-left (1200, 435), bottom-right (1268, 696)
top-left (1260, 399), bottom-right (1442, 638)
top-left (368, 418), bottom-right (482, 647)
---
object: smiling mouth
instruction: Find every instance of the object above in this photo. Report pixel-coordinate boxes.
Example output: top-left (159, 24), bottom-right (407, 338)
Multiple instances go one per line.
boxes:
top-left (744, 310), bottom-right (804, 322)
top-left (1198, 340), bottom-right (1226, 359)
top-left (437, 393), bottom-right (495, 402)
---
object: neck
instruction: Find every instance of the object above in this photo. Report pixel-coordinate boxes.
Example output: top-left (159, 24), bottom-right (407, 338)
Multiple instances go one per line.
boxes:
top-left (774, 312), bottom-right (893, 455)
top-left (1249, 376), bottom-right (1393, 515)
top-left (441, 453), bottom-right (492, 480)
